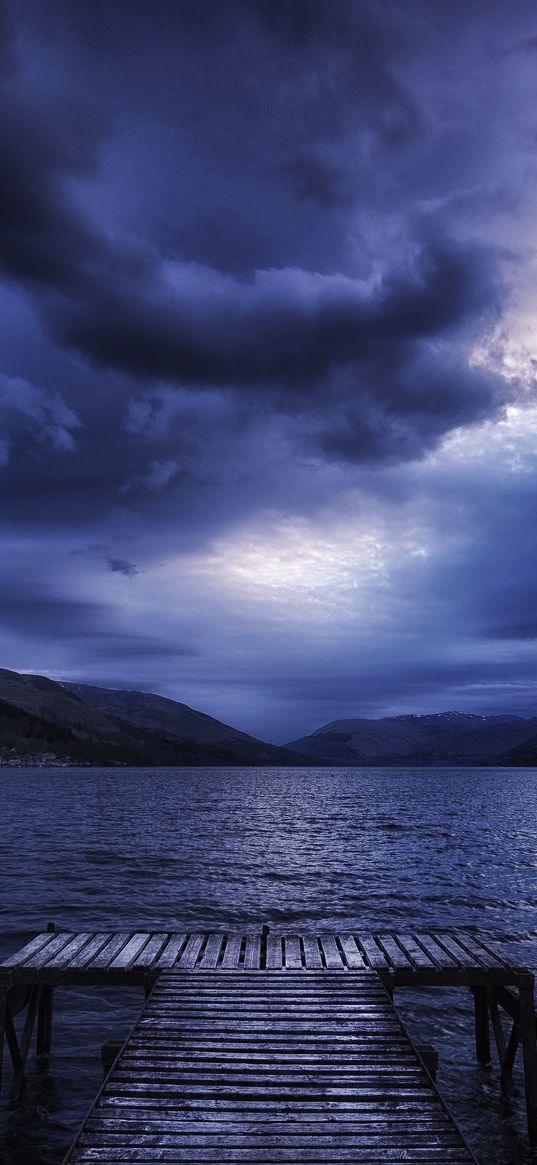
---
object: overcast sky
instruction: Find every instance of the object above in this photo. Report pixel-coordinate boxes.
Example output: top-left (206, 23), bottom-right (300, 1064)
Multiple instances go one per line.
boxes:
top-left (2, 0), bottom-right (537, 742)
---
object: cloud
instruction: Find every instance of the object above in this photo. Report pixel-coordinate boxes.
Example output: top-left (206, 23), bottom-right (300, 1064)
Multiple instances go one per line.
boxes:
top-left (0, 0), bottom-right (515, 481)
top-left (0, 374), bottom-right (81, 460)
top-left (106, 556), bottom-right (139, 577)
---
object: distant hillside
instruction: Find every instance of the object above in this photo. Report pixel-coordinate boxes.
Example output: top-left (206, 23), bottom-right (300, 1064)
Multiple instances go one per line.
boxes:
top-left (63, 681), bottom-right (306, 766)
top-left (0, 668), bottom-right (305, 766)
top-left (287, 711), bottom-right (537, 766)
top-left (496, 732), bottom-right (537, 767)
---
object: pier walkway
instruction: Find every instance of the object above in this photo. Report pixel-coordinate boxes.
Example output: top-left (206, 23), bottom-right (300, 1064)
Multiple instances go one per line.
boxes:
top-left (64, 968), bottom-right (477, 1163)
top-left (1, 928), bottom-right (536, 1153)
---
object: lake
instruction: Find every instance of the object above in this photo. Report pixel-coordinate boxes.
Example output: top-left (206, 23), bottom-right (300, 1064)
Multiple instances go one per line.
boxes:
top-left (0, 765), bottom-right (536, 1164)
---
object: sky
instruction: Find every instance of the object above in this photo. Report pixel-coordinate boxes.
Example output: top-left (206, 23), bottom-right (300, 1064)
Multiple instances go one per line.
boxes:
top-left (2, 0), bottom-right (537, 743)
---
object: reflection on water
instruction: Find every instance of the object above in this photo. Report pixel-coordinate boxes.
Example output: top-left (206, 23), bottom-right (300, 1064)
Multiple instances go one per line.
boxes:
top-left (0, 765), bottom-right (536, 1164)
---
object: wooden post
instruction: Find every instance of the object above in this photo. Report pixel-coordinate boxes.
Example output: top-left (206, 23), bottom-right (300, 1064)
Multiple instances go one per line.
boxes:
top-left (0, 987), bottom-right (6, 1095)
top-left (518, 975), bottom-right (537, 1144)
top-left (261, 924), bottom-right (270, 970)
top-left (36, 987), bottom-right (53, 1056)
top-left (36, 923), bottom-right (55, 1056)
top-left (472, 986), bottom-right (491, 1063)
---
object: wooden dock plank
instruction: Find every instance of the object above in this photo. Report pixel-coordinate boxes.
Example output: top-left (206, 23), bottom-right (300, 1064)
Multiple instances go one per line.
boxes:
top-left (337, 935), bottom-right (365, 969)
top-left (376, 936), bottom-right (414, 973)
top-left (131, 936), bottom-right (168, 969)
top-left (20, 931), bottom-right (73, 968)
top-left (318, 935), bottom-right (344, 970)
top-left (413, 934), bottom-right (460, 972)
top-left (395, 935), bottom-right (437, 972)
top-left (45, 933), bottom-right (93, 968)
top-left (154, 935), bottom-right (186, 969)
top-left (283, 936), bottom-right (302, 970)
top-left (243, 936), bottom-right (261, 970)
top-left (265, 934), bottom-right (283, 969)
top-left (220, 935), bottom-right (242, 970)
top-left (0, 931), bottom-right (58, 968)
top-left (88, 934), bottom-right (132, 970)
top-left (109, 935), bottom-right (152, 970)
top-left (455, 932), bottom-right (509, 970)
top-left (301, 935), bottom-right (323, 969)
top-left (68, 935), bottom-right (113, 970)
top-left (198, 935), bottom-right (225, 970)
top-left (355, 935), bottom-right (390, 973)
top-left (64, 969), bottom-right (476, 1164)
top-left (175, 935), bottom-right (205, 969)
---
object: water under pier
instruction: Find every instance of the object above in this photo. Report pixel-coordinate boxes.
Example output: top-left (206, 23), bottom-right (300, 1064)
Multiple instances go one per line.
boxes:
top-left (1, 928), bottom-right (536, 1162)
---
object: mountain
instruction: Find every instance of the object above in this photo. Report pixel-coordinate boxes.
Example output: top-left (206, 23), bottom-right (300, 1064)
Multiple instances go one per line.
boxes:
top-left (496, 733), bottom-right (537, 766)
top-left (0, 668), bottom-right (305, 766)
top-left (287, 711), bottom-right (537, 766)
top-left (62, 681), bottom-right (305, 766)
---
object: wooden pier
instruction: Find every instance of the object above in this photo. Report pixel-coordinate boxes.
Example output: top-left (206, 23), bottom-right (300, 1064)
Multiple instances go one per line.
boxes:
top-left (1, 928), bottom-right (536, 1158)
top-left (64, 968), bottom-right (477, 1163)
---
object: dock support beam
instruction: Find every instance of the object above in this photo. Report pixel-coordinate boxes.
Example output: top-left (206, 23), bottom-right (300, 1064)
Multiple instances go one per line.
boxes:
top-left (471, 972), bottom-right (537, 1144)
top-left (36, 920), bottom-right (55, 1056)
top-left (472, 986), bottom-right (491, 1063)
top-left (36, 987), bottom-right (53, 1056)
top-left (0, 988), bottom-right (6, 1095)
top-left (518, 977), bottom-right (537, 1145)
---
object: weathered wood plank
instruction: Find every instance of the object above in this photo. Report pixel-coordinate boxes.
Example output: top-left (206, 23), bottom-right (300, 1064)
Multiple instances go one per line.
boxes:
top-left (177, 935), bottom-right (205, 969)
top-left (68, 935), bottom-right (113, 969)
top-left (0, 932), bottom-right (58, 968)
top-left (198, 935), bottom-right (225, 970)
top-left (319, 936), bottom-right (345, 970)
top-left (355, 936), bottom-right (390, 973)
top-left (88, 934), bottom-right (133, 970)
top-left (243, 936), bottom-right (261, 970)
top-left (455, 932), bottom-right (509, 970)
top-left (131, 936), bottom-right (168, 969)
top-left (154, 935), bottom-right (186, 969)
top-left (109, 935), bottom-right (151, 970)
top-left (45, 933), bottom-right (92, 968)
top-left (72, 1146), bottom-right (472, 1155)
top-left (265, 935), bottom-right (283, 970)
top-left (283, 936), bottom-right (302, 970)
top-left (337, 936), bottom-right (365, 969)
top-left (395, 935), bottom-right (437, 972)
top-left (301, 936), bottom-right (323, 969)
top-left (377, 936), bottom-right (414, 973)
top-left (220, 935), bottom-right (242, 969)
top-left (20, 931), bottom-right (73, 968)
top-left (413, 934), bottom-right (458, 972)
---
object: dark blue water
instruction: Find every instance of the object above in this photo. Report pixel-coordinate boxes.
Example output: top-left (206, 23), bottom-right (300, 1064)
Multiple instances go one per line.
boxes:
top-left (1, 765), bottom-right (536, 1165)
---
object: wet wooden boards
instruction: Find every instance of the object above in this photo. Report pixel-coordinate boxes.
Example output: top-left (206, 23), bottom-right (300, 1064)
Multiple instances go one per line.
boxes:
top-left (0, 929), bottom-right (520, 986)
top-left (64, 969), bottom-right (477, 1163)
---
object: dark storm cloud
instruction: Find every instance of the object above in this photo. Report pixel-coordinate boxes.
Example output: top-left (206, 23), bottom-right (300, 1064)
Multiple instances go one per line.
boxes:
top-left (0, 0), bottom-right (512, 476)
top-left (0, 588), bottom-right (107, 640)
top-left (106, 557), bottom-right (139, 578)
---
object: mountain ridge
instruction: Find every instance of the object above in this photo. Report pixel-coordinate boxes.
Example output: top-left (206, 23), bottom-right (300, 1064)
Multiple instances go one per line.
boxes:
top-left (287, 710), bottom-right (537, 766)
top-left (0, 668), bottom-right (307, 766)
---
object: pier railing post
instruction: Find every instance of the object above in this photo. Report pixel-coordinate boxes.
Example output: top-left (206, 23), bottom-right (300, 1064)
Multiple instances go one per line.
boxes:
top-left (261, 924), bottom-right (270, 970)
